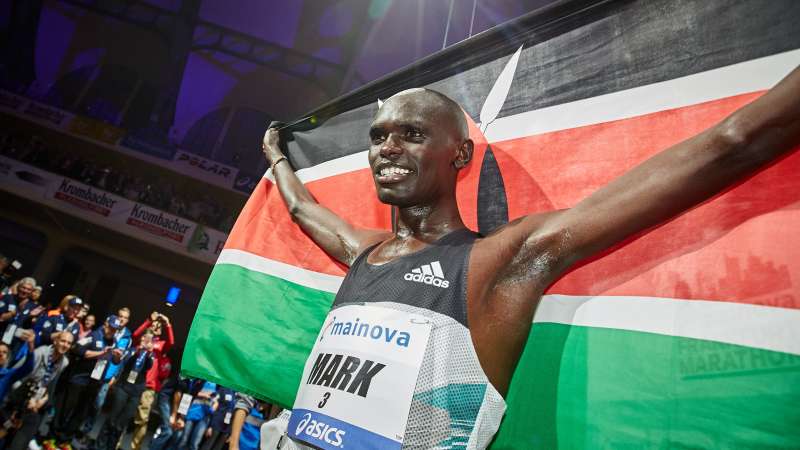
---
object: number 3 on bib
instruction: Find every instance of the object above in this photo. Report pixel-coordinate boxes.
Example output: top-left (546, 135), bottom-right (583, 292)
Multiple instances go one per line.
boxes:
top-left (318, 392), bottom-right (330, 408)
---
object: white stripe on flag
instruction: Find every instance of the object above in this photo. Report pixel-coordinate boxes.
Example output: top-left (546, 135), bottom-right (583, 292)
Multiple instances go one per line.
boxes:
top-left (216, 249), bottom-right (343, 293)
top-left (218, 249), bottom-right (800, 356)
top-left (484, 48), bottom-right (800, 142)
top-left (535, 294), bottom-right (800, 357)
top-left (261, 48), bottom-right (800, 184)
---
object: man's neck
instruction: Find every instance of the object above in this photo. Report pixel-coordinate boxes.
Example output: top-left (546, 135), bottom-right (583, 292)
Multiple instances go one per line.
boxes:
top-left (396, 198), bottom-right (465, 242)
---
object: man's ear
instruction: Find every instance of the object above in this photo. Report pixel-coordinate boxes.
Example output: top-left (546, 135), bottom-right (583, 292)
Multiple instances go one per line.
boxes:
top-left (454, 139), bottom-right (474, 169)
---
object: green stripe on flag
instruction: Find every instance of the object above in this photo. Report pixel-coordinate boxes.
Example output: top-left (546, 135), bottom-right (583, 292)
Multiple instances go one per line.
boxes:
top-left (492, 323), bottom-right (800, 449)
top-left (183, 264), bottom-right (333, 406)
top-left (185, 266), bottom-right (800, 449)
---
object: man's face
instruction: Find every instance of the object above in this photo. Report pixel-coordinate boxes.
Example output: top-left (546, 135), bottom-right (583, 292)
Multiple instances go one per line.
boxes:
top-left (103, 323), bottom-right (117, 339)
top-left (368, 91), bottom-right (463, 207)
top-left (65, 304), bottom-right (81, 320)
top-left (140, 333), bottom-right (154, 350)
top-left (0, 344), bottom-right (9, 366)
top-left (117, 310), bottom-right (129, 327)
top-left (17, 282), bottom-right (33, 300)
top-left (31, 288), bottom-right (41, 301)
top-left (53, 332), bottom-right (73, 355)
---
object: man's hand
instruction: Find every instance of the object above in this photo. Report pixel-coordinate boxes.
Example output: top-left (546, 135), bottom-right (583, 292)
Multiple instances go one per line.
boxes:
top-left (150, 311), bottom-right (159, 322)
top-left (18, 329), bottom-right (35, 343)
top-left (30, 306), bottom-right (45, 317)
top-left (205, 427), bottom-right (213, 438)
top-left (260, 125), bottom-right (389, 266)
top-left (262, 127), bottom-right (284, 165)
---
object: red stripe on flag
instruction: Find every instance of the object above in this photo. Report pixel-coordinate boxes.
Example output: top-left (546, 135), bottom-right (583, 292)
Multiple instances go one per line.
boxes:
top-left (490, 92), bottom-right (800, 308)
top-left (225, 169), bottom-right (391, 276)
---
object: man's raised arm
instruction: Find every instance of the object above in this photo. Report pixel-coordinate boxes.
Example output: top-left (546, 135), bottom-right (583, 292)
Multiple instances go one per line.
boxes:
top-left (531, 64), bottom-right (800, 280)
top-left (262, 128), bottom-right (390, 266)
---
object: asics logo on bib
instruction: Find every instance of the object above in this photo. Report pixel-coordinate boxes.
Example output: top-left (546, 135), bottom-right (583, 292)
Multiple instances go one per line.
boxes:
top-left (295, 413), bottom-right (346, 447)
top-left (403, 260), bottom-right (450, 288)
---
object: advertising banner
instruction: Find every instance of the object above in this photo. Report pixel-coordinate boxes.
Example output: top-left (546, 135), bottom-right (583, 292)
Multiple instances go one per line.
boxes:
top-left (0, 90), bottom-right (29, 113)
top-left (119, 134), bottom-right (177, 160)
top-left (0, 155), bottom-right (223, 263)
top-left (123, 203), bottom-right (197, 245)
top-left (187, 226), bottom-right (227, 261)
top-left (232, 170), bottom-right (260, 194)
top-left (172, 150), bottom-right (239, 189)
top-left (0, 156), bottom-right (51, 197)
top-left (21, 100), bottom-right (74, 129)
top-left (68, 116), bottom-right (126, 145)
top-left (48, 177), bottom-right (128, 218)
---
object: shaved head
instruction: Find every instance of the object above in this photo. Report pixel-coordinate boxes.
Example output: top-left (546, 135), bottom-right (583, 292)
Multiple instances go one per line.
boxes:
top-left (382, 88), bottom-right (468, 142)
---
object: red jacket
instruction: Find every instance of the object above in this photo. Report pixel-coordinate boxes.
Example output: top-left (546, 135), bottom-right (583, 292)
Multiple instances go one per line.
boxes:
top-left (133, 318), bottom-right (174, 391)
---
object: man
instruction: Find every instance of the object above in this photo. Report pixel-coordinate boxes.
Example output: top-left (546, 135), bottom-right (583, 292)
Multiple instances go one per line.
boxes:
top-left (35, 296), bottom-right (83, 347)
top-left (130, 312), bottom-right (174, 450)
top-left (0, 277), bottom-right (35, 337)
top-left (260, 64), bottom-right (800, 448)
top-left (91, 307), bottom-right (133, 423)
top-left (6, 331), bottom-right (73, 450)
top-left (51, 315), bottom-right (123, 450)
top-left (227, 394), bottom-right (267, 450)
top-left (148, 363), bottom-right (189, 450)
top-left (201, 385), bottom-right (236, 450)
top-left (94, 329), bottom-right (154, 450)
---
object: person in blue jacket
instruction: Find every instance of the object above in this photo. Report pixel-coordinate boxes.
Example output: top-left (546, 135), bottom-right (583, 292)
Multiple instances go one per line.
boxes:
top-left (200, 386), bottom-right (236, 450)
top-left (179, 380), bottom-right (218, 450)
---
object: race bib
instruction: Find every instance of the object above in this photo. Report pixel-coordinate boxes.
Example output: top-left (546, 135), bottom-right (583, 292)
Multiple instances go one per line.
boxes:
top-left (127, 370), bottom-right (139, 384)
top-left (177, 393), bottom-right (193, 415)
top-left (91, 359), bottom-right (108, 380)
top-left (288, 305), bottom-right (432, 450)
top-left (1, 324), bottom-right (16, 344)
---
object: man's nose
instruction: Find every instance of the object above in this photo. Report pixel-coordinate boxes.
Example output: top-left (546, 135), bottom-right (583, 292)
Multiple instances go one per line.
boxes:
top-left (379, 134), bottom-right (403, 158)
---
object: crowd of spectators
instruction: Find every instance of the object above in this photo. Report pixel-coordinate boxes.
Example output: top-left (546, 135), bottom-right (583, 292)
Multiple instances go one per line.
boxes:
top-left (0, 133), bottom-right (236, 232)
top-left (0, 256), bottom-right (278, 450)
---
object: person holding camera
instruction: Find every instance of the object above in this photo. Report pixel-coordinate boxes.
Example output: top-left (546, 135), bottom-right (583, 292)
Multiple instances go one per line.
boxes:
top-left (130, 312), bottom-right (174, 450)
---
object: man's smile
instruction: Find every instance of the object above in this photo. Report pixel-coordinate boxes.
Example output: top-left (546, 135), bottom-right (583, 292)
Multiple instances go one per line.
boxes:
top-left (374, 162), bottom-right (415, 184)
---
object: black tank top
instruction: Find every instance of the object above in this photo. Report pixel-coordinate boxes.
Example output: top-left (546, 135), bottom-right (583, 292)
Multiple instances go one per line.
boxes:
top-left (298, 228), bottom-right (506, 449)
top-left (333, 228), bottom-right (479, 328)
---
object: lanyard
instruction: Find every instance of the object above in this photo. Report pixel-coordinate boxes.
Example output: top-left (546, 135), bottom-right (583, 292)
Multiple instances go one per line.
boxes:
top-left (133, 350), bottom-right (147, 370)
top-left (40, 349), bottom-right (58, 388)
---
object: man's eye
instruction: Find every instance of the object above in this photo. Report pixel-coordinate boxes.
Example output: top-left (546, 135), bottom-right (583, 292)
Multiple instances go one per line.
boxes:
top-left (371, 135), bottom-right (386, 144)
top-left (406, 130), bottom-right (424, 139)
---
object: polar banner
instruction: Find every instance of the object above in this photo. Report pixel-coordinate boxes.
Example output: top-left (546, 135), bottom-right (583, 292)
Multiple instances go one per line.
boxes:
top-left (0, 155), bottom-right (222, 262)
top-left (172, 150), bottom-right (239, 189)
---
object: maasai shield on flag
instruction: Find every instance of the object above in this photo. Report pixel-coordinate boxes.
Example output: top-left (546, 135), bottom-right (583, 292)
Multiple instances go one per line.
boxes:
top-left (184, 0), bottom-right (800, 447)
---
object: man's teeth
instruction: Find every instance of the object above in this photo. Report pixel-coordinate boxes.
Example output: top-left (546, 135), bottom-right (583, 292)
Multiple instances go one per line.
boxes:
top-left (380, 167), bottom-right (411, 176)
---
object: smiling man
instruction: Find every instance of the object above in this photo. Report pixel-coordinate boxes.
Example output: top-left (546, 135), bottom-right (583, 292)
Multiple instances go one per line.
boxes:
top-left (261, 66), bottom-right (800, 449)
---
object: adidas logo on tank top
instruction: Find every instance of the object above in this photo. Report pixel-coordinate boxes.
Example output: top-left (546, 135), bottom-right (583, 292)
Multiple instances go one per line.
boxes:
top-left (403, 261), bottom-right (450, 288)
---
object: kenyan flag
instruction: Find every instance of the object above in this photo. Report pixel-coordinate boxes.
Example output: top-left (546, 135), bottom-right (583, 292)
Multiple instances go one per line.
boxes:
top-left (183, 0), bottom-right (800, 447)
